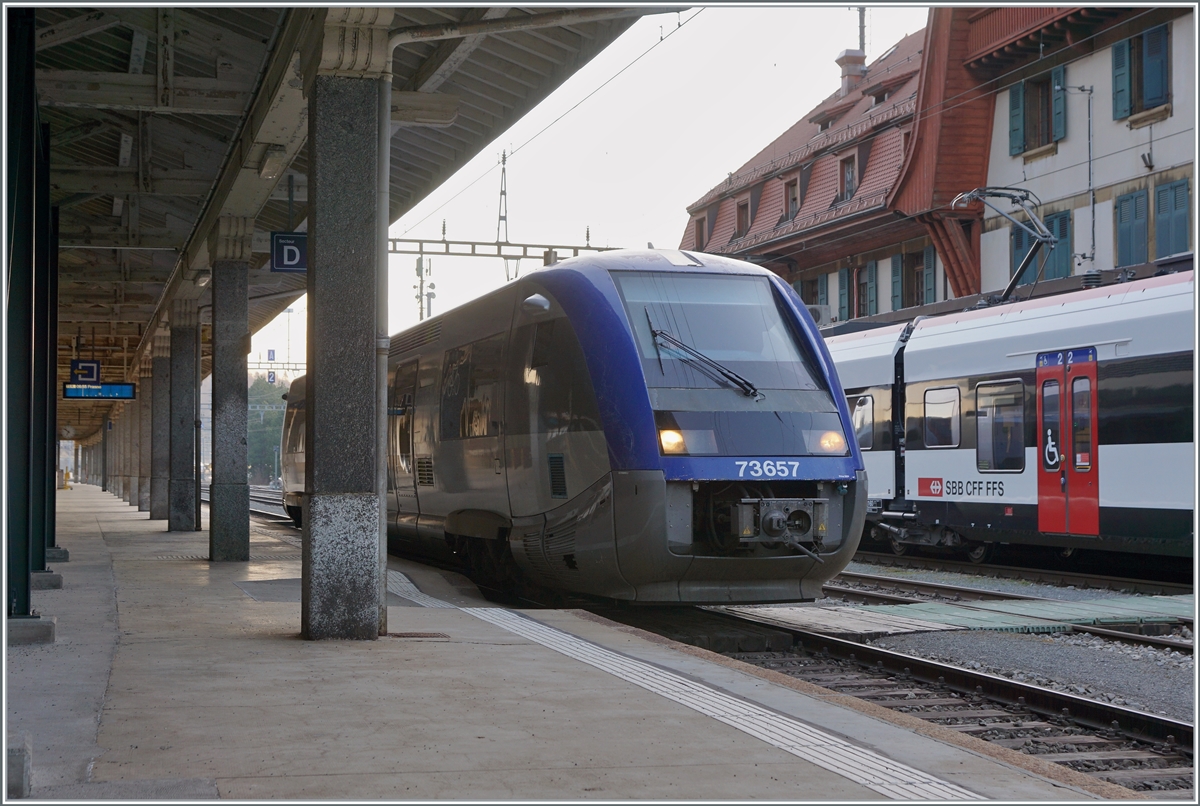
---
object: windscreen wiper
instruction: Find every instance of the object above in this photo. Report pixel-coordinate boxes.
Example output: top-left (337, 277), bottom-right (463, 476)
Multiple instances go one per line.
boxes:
top-left (648, 324), bottom-right (762, 399)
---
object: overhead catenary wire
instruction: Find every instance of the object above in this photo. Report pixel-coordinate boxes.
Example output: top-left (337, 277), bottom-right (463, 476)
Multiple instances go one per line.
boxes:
top-left (400, 9), bottom-right (705, 237)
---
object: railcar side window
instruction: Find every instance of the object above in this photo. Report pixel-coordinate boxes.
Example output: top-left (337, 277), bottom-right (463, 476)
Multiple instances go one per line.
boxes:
top-left (440, 334), bottom-right (504, 440)
top-left (1071, 377), bottom-right (1092, 471)
top-left (283, 405), bottom-right (304, 454)
top-left (976, 381), bottom-right (1024, 471)
top-left (849, 394), bottom-right (873, 450)
top-left (923, 387), bottom-right (960, 448)
top-left (1042, 380), bottom-right (1061, 470)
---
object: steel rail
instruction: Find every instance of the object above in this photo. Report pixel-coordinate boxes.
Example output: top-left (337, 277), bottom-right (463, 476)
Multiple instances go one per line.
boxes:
top-left (854, 551), bottom-right (1193, 597)
top-left (826, 572), bottom-right (1192, 654)
top-left (716, 608), bottom-right (1194, 748)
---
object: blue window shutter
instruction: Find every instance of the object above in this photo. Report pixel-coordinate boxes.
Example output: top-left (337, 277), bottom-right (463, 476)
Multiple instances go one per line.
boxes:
top-left (1008, 82), bottom-right (1025, 155)
top-left (1156, 179), bottom-right (1190, 258)
top-left (1133, 189), bottom-right (1148, 264)
top-left (838, 268), bottom-right (849, 320)
top-left (1116, 194), bottom-right (1132, 268)
top-left (890, 254), bottom-right (902, 311)
top-left (1143, 25), bottom-right (1168, 109)
top-left (818, 272), bottom-right (828, 306)
top-left (1112, 39), bottom-right (1131, 119)
top-left (1051, 65), bottom-right (1067, 142)
top-left (1171, 180), bottom-right (1190, 255)
top-left (1049, 212), bottom-right (1072, 279)
top-left (1012, 225), bottom-right (1032, 284)
top-left (923, 246), bottom-right (936, 304)
top-left (866, 261), bottom-right (877, 315)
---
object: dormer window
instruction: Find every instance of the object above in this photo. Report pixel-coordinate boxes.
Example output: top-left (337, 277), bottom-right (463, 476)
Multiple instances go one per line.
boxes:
top-left (870, 88), bottom-right (892, 106)
top-left (818, 120), bottom-right (833, 132)
top-left (735, 201), bottom-right (750, 238)
top-left (839, 156), bottom-right (857, 202)
top-left (693, 218), bottom-right (705, 250)
top-left (785, 180), bottom-right (799, 218)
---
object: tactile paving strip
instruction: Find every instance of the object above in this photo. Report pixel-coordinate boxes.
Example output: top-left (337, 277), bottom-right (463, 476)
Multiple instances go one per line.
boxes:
top-left (385, 571), bottom-right (981, 801)
top-left (152, 554), bottom-right (302, 561)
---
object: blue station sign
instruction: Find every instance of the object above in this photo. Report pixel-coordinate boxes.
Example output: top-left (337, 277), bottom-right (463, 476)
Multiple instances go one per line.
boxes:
top-left (271, 232), bottom-right (307, 273)
top-left (70, 359), bottom-right (101, 382)
top-left (63, 382), bottom-right (136, 400)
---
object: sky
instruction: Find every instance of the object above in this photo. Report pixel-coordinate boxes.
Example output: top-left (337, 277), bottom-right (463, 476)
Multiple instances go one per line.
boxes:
top-left (249, 4), bottom-right (932, 375)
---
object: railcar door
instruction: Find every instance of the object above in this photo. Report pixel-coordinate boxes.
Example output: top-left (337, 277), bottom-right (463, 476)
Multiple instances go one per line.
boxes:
top-left (1036, 348), bottom-right (1099, 535)
top-left (389, 361), bottom-right (419, 534)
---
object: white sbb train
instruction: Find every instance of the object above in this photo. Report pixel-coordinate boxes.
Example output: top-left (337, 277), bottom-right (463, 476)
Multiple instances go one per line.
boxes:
top-left (825, 270), bottom-right (1194, 561)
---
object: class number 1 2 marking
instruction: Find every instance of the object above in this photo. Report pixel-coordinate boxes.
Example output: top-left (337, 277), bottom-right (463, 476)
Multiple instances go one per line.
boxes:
top-left (736, 460), bottom-right (800, 478)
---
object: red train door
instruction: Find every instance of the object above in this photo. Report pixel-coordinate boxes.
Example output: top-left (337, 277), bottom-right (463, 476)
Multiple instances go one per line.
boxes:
top-left (1036, 348), bottom-right (1099, 535)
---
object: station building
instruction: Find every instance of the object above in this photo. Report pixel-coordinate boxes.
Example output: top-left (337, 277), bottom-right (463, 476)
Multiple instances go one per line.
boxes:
top-left (678, 7), bottom-right (1195, 325)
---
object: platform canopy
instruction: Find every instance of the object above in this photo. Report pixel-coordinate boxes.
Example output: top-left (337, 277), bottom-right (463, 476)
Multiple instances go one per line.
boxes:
top-left (36, 6), bottom-right (657, 442)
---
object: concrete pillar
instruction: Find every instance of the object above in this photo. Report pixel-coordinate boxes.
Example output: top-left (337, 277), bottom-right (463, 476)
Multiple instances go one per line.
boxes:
top-left (138, 358), bottom-right (152, 511)
top-left (101, 420), bottom-right (109, 492)
top-left (169, 301), bottom-right (198, 530)
top-left (74, 442), bottom-right (80, 483)
top-left (209, 217), bottom-right (252, 561)
top-left (300, 7), bottom-right (392, 640)
top-left (128, 389), bottom-right (141, 506)
top-left (114, 406), bottom-right (125, 501)
top-left (150, 333), bottom-right (171, 519)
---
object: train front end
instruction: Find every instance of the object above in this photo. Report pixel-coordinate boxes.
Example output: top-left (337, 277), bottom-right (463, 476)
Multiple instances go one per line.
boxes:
top-left (537, 250), bottom-right (866, 603)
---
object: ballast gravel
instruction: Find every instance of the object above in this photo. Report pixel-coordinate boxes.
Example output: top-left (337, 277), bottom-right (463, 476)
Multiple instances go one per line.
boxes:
top-left (821, 562), bottom-right (1196, 722)
top-left (861, 628), bottom-right (1193, 724)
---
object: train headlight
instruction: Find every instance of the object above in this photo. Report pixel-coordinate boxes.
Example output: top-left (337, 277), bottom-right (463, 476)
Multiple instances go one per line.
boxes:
top-left (659, 429), bottom-right (687, 454)
top-left (814, 430), bottom-right (847, 454)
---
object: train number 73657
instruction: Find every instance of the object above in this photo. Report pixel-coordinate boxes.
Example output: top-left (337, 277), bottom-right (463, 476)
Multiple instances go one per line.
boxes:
top-left (735, 460), bottom-right (801, 478)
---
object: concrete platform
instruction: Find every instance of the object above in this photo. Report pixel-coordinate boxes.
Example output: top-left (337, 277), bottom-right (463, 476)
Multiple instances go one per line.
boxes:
top-left (4, 484), bottom-right (1139, 800)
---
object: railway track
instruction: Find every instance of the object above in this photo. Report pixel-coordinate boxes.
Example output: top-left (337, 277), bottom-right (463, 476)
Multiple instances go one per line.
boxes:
top-left (599, 606), bottom-right (1193, 798)
top-left (854, 550), bottom-right (1193, 597)
top-left (825, 572), bottom-right (1193, 654)
top-left (199, 485), bottom-right (292, 524)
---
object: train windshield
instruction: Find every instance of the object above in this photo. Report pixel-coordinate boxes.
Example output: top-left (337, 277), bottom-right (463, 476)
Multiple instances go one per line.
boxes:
top-left (611, 271), bottom-right (823, 392)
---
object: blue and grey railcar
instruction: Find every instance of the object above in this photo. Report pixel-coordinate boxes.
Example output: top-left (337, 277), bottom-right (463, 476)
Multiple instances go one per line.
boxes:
top-left (282, 249), bottom-right (867, 603)
top-left (825, 270), bottom-right (1195, 561)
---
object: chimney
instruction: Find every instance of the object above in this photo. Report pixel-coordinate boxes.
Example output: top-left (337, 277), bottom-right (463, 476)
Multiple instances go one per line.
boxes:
top-left (836, 49), bottom-right (867, 97)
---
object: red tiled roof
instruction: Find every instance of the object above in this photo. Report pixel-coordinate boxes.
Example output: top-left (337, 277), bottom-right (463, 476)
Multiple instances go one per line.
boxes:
top-left (681, 26), bottom-right (926, 255)
top-left (686, 28), bottom-right (926, 214)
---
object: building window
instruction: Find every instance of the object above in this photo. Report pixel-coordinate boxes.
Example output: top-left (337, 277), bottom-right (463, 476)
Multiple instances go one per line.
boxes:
top-left (784, 180), bottom-right (799, 219)
top-left (693, 218), bottom-right (705, 250)
top-left (1113, 24), bottom-right (1169, 120)
top-left (869, 88), bottom-right (891, 107)
top-left (1115, 189), bottom-right (1148, 267)
top-left (924, 387), bottom-right (960, 448)
top-left (735, 201), bottom-right (750, 238)
top-left (818, 119), bottom-right (833, 133)
top-left (1155, 179), bottom-right (1191, 258)
top-left (896, 246), bottom-right (935, 309)
top-left (1009, 66), bottom-right (1066, 155)
top-left (1012, 211), bottom-right (1071, 284)
top-left (976, 381), bottom-right (1024, 472)
top-left (853, 262), bottom-right (877, 318)
top-left (798, 278), bottom-right (819, 305)
top-left (902, 129), bottom-right (911, 154)
top-left (839, 156), bottom-right (856, 202)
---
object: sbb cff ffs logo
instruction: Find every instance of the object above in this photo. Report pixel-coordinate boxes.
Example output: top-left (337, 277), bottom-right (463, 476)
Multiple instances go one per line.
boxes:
top-left (919, 477), bottom-right (943, 497)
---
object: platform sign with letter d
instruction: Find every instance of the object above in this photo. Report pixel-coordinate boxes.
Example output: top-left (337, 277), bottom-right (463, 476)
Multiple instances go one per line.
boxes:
top-left (271, 232), bottom-right (307, 273)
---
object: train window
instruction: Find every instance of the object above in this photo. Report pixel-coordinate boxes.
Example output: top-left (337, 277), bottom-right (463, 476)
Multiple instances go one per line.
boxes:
top-left (923, 387), bottom-right (960, 448)
top-left (1071, 377), bottom-right (1092, 471)
top-left (976, 381), bottom-right (1024, 471)
top-left (506, 313), bottom-right (603, 437)
top-left (611, 271), bottom-right (822, 392)
top-left (849, 394), bottom-right (873, 450)
top-left (283, 404), bottom-right (304, 454)
top-left (439, 334), bottom-right (504, 440)
top-left (1042, 380), bottom-right (1061, 471)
